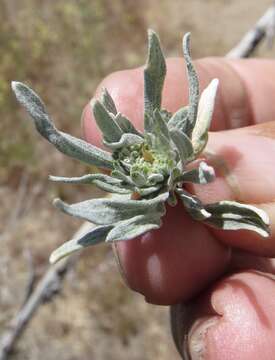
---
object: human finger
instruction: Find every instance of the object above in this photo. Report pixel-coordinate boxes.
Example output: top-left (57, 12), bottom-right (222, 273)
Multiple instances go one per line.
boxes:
top-left (171, 270), bottom-right (275, 359)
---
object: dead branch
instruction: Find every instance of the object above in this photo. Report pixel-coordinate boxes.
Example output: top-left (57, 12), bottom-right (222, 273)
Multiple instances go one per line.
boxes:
top-left (21, 250), bottom-right (36, 306)
top-left (227, 4), bottom-right (275, 58)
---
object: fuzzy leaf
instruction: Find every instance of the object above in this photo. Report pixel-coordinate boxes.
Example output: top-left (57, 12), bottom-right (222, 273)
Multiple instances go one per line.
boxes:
top-left (49, 174), bottom-right (131, 194)
top-left (106, 214), bottom-right (161, 242)
top-left (192, 78), bottom-right (219, 155)
top-left (206, 217), bottom-right (270, 237)
top-left (60, 132), bottom-right (113, 169)
top-left (180, 162), bottom-right (215, 184)
top-left (159, 109), bottom-right (173, 122)
top-left (131, 171), bottom-right (147, 187)
top-left (53, 192), bottom-right (168, 225)
top-left (50, 225), bottom-right (113, 264)
top-left (205, 201), bottom-right (269, 225)
top-left (92, 99), bottom-right (123, 142)
top-left (144, 113), bottom-right (154, 134)
top-left (103, 133), bottom-right (143, 150)
top-left (115, 113), bottom-right (142, 136)
top-left (182, 33), bottom-right (199, 132)
top-left (205, 201), bottom-right (270, 237)
top-left (144, 30), bottom-right (166, 124)
top-left (170, 128), bottom-right (194, 164)
top-left (153, 109), bottom-right (170, 138)
top-left (111, 170), bottom-right (136, 186)
top-left (100, 88), bottom-right (117, 115)
top-left (167, 167), bottom-right (181, 190)
top-left (12, 81), bottom-right (49, 123)
top-left (148, 173), bottom-right (164, 184)
top-left (12, 82), bottom-right (113, 169)
top-left (137, 185), bottom-right (162, 196)
top-left (151, 109), bottom-right (171, 153)
top-left (177, 188), bottom-right (211, 220)
top-left (168, 107), bottom-right (189, 133)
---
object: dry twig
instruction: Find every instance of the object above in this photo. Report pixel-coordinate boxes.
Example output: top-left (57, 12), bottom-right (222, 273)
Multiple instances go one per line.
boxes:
top-left (227, 4), bottom-right (275, 58)
top-left (21, 250), bottom-right (36, 306)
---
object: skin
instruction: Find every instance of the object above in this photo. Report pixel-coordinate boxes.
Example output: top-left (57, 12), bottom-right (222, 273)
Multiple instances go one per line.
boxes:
top-left (82, 57), bottom-right (275, 359)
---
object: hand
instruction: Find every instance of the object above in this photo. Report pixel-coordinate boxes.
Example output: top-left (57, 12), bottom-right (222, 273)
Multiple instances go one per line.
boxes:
top-left (82, 57), bottom-right (275, 359)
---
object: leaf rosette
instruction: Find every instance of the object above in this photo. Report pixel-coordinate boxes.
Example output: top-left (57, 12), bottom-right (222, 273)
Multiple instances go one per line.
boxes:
top-left (11, 30), bottom-right (270, 264)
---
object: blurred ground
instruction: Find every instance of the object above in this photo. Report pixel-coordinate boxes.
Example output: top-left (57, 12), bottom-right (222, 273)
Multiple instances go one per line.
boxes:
top-left (0, 0), bottom-right (273, 359)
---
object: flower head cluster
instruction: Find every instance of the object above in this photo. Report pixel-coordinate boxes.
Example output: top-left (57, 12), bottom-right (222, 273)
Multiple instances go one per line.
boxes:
top-left (12, 31), bottom-right (270, 264)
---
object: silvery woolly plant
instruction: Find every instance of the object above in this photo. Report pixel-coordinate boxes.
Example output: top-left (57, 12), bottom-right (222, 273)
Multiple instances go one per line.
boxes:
top-left (12, 30), bottom-right (270, 264)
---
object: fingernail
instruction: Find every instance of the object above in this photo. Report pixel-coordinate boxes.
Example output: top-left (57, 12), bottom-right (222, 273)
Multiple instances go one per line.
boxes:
top-left (170, 304), bottom-right (219, 360)
top-left (187, 316), bottom-right (219, 360)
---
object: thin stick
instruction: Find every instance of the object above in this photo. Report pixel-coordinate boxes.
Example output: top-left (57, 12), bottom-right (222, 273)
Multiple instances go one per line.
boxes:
top-left (227, 4), bottom-right (275, 58)
top-left (21, 250), bottom-right (36, 306)
top-left (0, 222), bottom-right (93, 360)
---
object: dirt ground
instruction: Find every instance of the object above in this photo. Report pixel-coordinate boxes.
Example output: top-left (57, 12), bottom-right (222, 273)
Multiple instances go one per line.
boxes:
top-left (0, 0), bottom-right (273, 359)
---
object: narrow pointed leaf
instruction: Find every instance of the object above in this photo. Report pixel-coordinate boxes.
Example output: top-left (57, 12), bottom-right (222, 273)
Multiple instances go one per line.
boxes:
top-left (182, 33), bottom-right (199, 131)
top-left (59, 132), bottom-right (113, 169)
top-left (152, 109), bottom-right (171, 152)
top-left (148, 173), bottom-right (164, 184)
top-left (106, 214), bottom-right (161, 242)
top-left (159, 109), bottom-right (173, 122)
top-left (170, 128), bottom-right (194, 163)
top-left (192, 78), bottom-right (219, 155)
top-left (115, 113), bottom-right (142, 136)
top-left (53, 192), bottom-right (168, 225)
top-left (100, 88), bottom-right (117, 115)
top-left (103, 133), bottom-right (143, 150)
top-left (137, 185), bottom-right (162, 197)
top-left (152, 135), bottom-right (170, 154)
top-left (131, 171), bottom-right (147, 187)
top-left (111, 170), bottom-right (136, 186)
top-left (177, 188), bottom-right (211, 220)
top-left (205, 201), bottom-right (269, 225)
top-left (49, 173), bottom-right (120, 185)
top-left (144, 112), bottom-right (154, 133)
top-left (50, 225), bottom-right (113, 264)
top-left (205, 200), bottom-right (270, 237)
top-left (205, 217), bottom-right (270, 238)
top-left (49, 174), bottom-right (131, 194)
top-left (12, 82), bottom-right (113, 169)
top-left (180, 162), bottom-right (215, 184)
top-left (12, 81), bottom-right (49, 124)
top-left (167, 167), bottom-right (181, 190)
top-left (153, 109), bottom-right (170, 139)
top-left (92, 99), bottom-right (123, 142)
top-left (168, 106), bottom-right (189, 132)
top-left (144, 30), bottom-right (166, 122)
